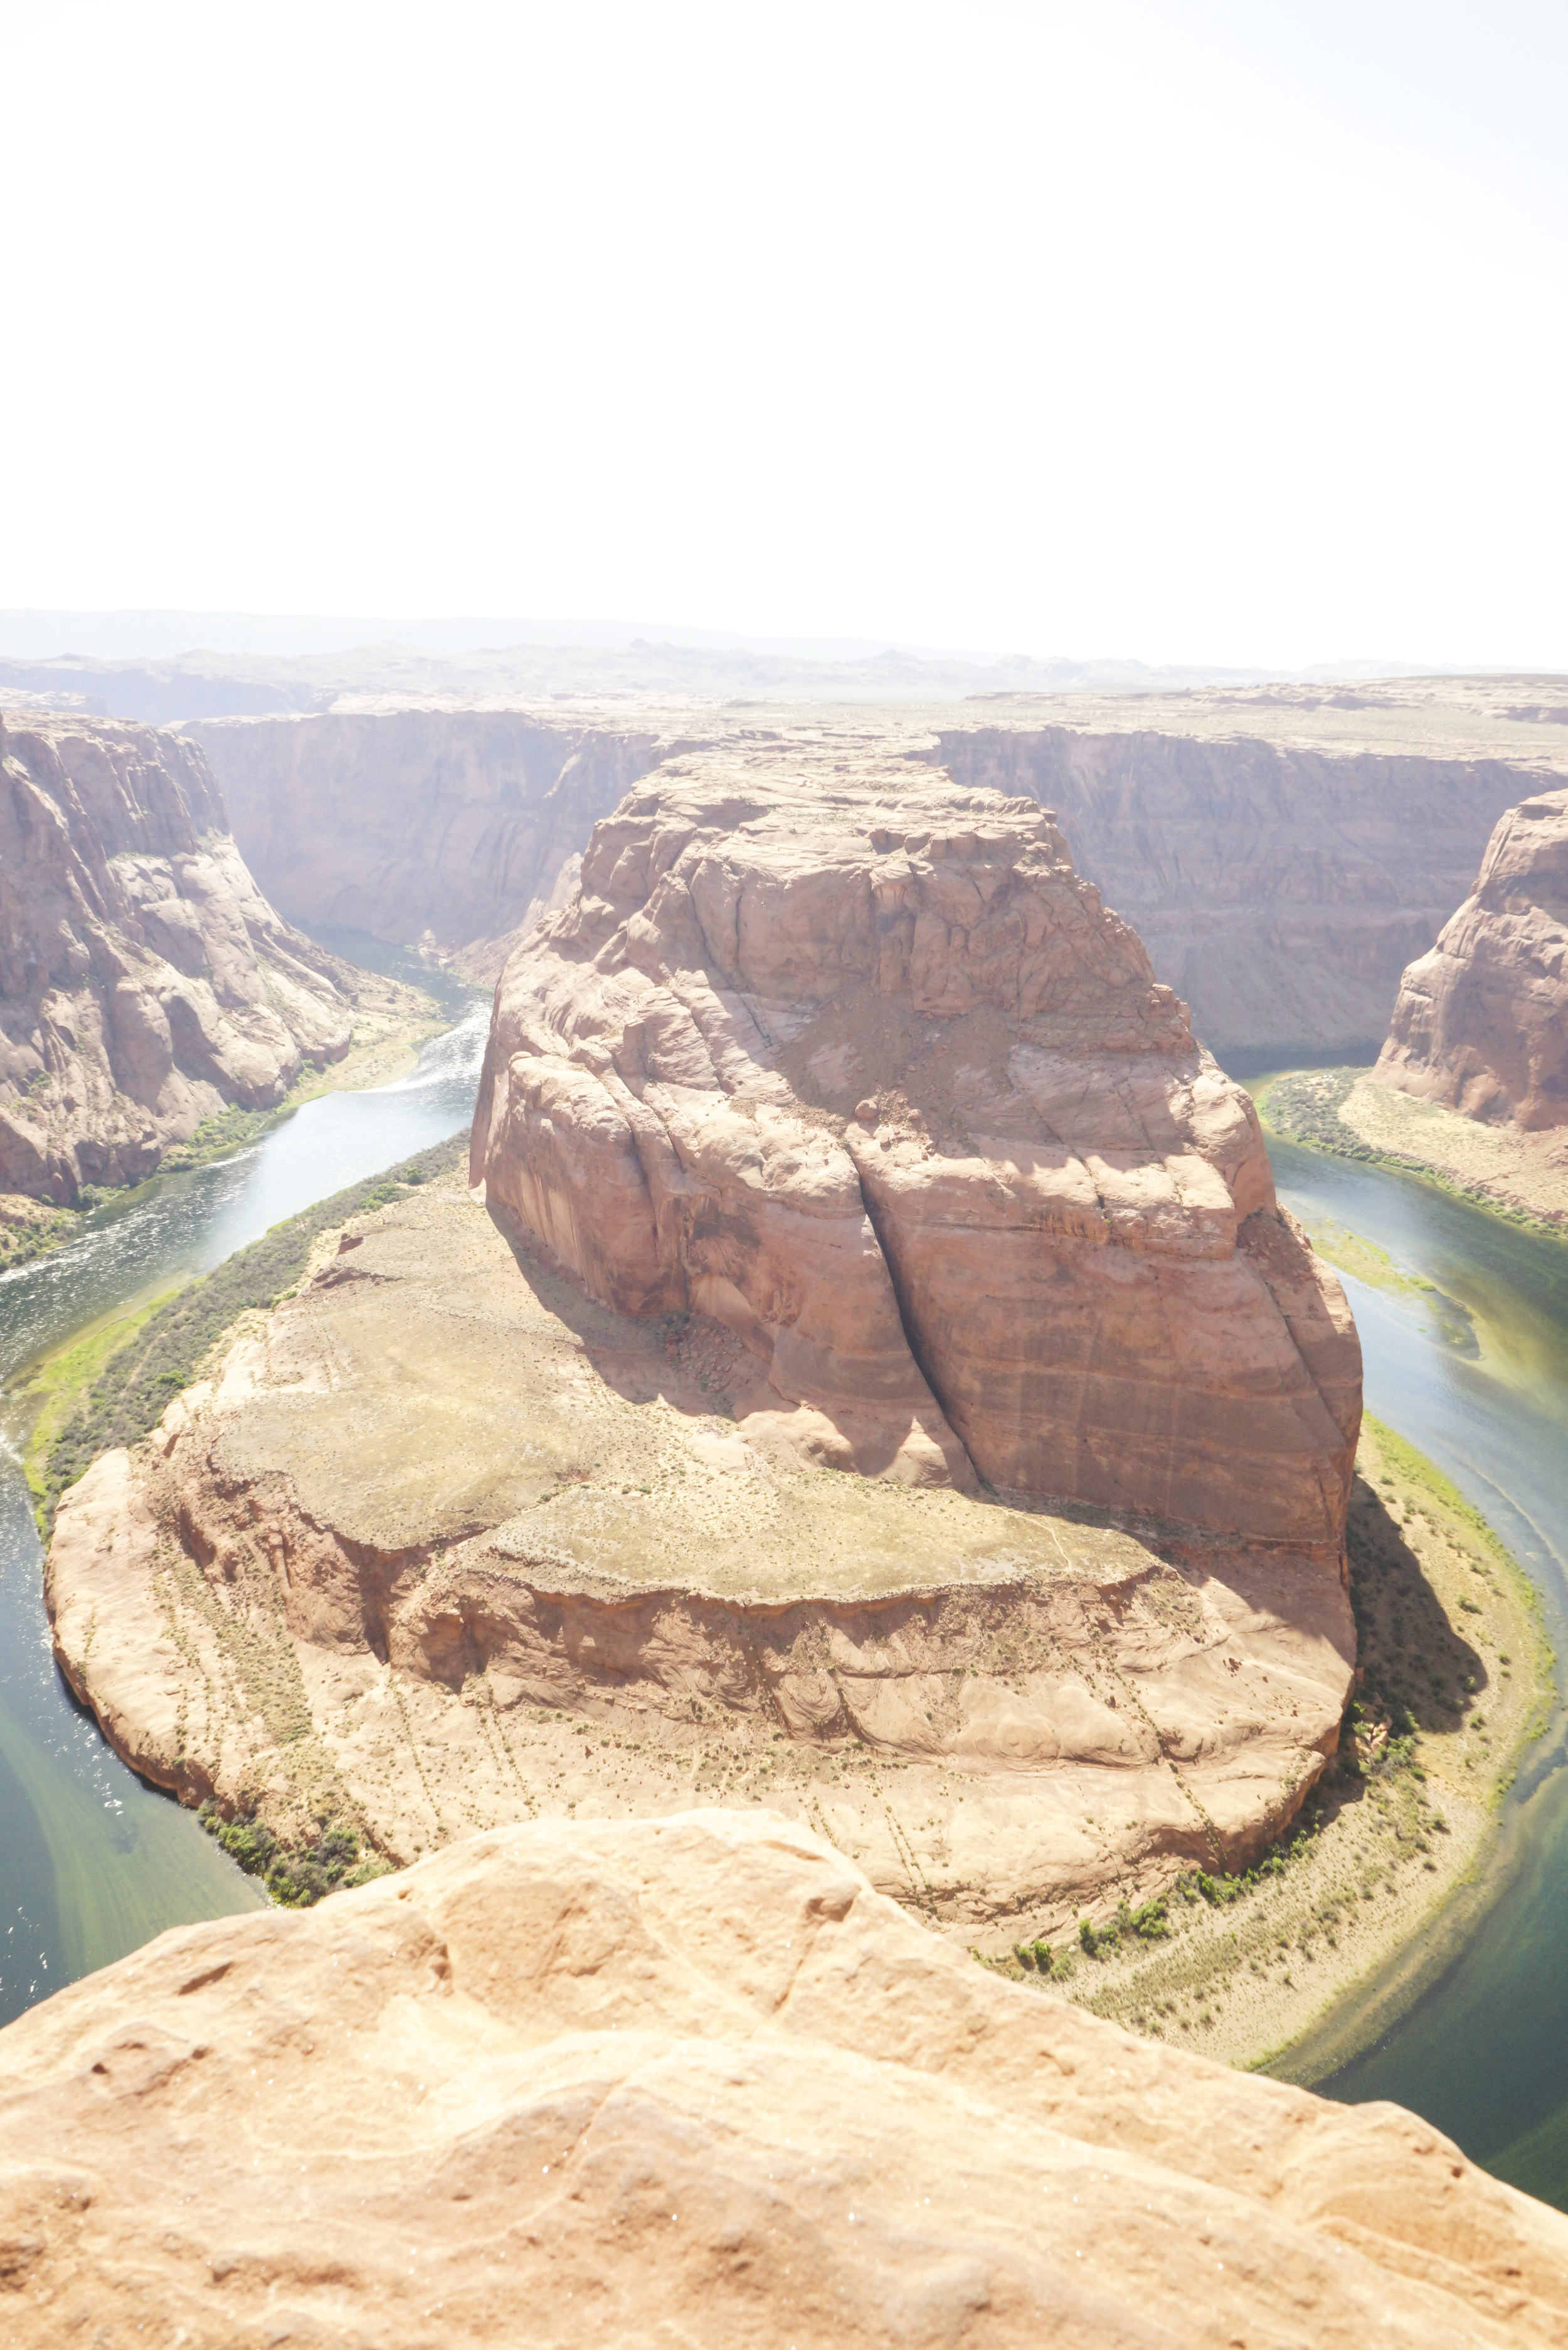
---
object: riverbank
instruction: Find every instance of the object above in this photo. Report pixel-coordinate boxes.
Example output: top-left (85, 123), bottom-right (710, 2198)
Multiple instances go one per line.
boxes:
top-left (1256, 1065), bottom-right (1568, 1237)
top-left (19, 1134), bottom-right (467, 1539)
top-left (987, 1413), bottom-right (1553, 2072)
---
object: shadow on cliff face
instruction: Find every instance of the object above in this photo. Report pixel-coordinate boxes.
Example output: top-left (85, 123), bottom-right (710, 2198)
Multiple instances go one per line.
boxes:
top-left (487, 1204), bottom-right (760, 1420)
top-left (1343, 1472), bottom-right (1485, 1733)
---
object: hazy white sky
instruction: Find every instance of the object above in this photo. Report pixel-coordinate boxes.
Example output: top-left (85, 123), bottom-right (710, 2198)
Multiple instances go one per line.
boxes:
top-left (4, 0), bottom-right (1564, 668)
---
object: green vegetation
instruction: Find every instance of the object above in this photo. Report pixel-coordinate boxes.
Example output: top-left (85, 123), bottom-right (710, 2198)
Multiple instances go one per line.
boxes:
top-left (199, 1804), bottom-right (391, 1907)
top-left (159, 1099), bottom-right (309, 1172)
top-left (19, 1292), bottom-right (179, 1503)
top-left (1256, 1066), bottom-right (1568, 1246)
top-left (0, 1198), bottom-right (94, 1273)
top-left (32, 1130), bottom-right (465, 1536)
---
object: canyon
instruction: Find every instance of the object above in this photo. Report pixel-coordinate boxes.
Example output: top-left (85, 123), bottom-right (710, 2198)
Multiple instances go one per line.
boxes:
top-left (182, 679), bottom-right (1567, 1061)
top-left (3, 1808), bottom-right (1566, 2348)
top-left (46, 748), bottom-right (1362, 1948)
top-left (189, 710), bottom-right (659, 982)
top-left (0, 713), bottom-right (426, 1213)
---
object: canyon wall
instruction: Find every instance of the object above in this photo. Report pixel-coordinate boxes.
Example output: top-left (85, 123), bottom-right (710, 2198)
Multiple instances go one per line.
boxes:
top-left (0, 715), bottom-right (394, 1203)
top-left (472, 743), bottom-right (1360, 1548)
top-left (190, 710), bottom-right (659, 977)
top-left (1375, 785), bottom-right (1568, 1129)
top-left (933, 725), bottom-right (1531, 1059)
top-left (4, 1810), bottom-right (1566, 2349)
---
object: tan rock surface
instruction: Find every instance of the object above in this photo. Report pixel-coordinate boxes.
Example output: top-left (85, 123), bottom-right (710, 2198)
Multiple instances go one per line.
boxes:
top-left (46, 1173), bottom-right (1355, 1941)
top-left (0, 713), bottom-right (420, 1201)
top-left (191, 709), bottom-right (658, 978)
top-left (472, 743), bottom-right (1360, 1546)
top-left (3, 1808), bottom-right (1567, 2347)
top-left (1375, 787), bottom-right (1568, 1130)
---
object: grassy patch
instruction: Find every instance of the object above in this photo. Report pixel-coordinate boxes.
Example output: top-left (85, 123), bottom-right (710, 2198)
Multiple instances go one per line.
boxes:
top-left (34, 1130), bottom-right (466, 1537)
top-left (17, 1292), bottom-right (181, 1502)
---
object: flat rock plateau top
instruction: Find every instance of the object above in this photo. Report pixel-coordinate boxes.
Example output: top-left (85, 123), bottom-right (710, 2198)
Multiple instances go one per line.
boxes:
top-left (2, 1810), bottom-right (1565, 2348)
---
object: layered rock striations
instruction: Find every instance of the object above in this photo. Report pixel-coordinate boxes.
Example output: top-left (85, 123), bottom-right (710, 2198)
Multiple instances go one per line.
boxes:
top-left (0, 714), bottom-right (401, 1202)
top-left (47, 1169), bottom-right (1358, 1937)
top-left (190, 710), bottom-right (659, 981)
top-left (4, 1810), bottom-right (1567, 2349)
top-left (933, 724), bottom-right (1532, 1058)
top-left (1375, 786), bottom-right (1568, 1130)
top-left (472, 743), bottom-right (1360, 1547)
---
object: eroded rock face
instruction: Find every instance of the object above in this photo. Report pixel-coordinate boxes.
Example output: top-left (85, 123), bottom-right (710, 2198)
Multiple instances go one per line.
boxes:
top-left (472, 747), bottom-right (1360, 1548)
top-left (46, 1175), bottom-right (1355, 1938)
top-left (0, 714), bottom-right (389, 1200)
top-left (3, 1810), bottom-right (1565, 2349)
top-left (1375, 787), bottom-right (1568, 1130)
top-left (935, 725), bottom-right (1530, 1058)
top-left (191, 710), bottom-right (659, 980)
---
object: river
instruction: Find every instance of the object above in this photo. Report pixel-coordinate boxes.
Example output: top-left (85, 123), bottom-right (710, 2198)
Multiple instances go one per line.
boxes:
top-left (1266, 1134), bottom-right (1568, 2207)
top-left (0, 996), bottom-right (489, 2029)
top-left (4, 1043), bottom-right (1568, 2207)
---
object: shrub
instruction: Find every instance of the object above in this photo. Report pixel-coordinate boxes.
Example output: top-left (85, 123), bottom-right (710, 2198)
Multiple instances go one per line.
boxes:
top-left (199, 1804), bottom-right (374, 1908)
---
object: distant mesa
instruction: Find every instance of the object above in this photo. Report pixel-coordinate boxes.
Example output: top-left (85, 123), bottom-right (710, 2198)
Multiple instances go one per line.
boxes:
top-left (1375, 785), bottom-right (1568, 1131)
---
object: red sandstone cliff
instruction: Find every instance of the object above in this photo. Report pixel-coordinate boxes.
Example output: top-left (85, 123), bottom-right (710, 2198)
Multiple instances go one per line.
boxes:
top-left (1375, 785), bottom-right (1568, 1129)
top-left (472, 745), bottom-right (1360, 1549)
top-left (0, 715), bottom-right (395, 1203)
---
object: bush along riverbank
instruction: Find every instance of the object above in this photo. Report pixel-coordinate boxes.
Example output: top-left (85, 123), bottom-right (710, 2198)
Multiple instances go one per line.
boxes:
top-left (1254, 1066), bottom-right (1568, 1239)
top-left (979, 1415), bottom-right (1553, 2073)
top-left (28, 1130), bottom-right (468, 1541)
top-left (198, 1805), bottom-right (394, 1907)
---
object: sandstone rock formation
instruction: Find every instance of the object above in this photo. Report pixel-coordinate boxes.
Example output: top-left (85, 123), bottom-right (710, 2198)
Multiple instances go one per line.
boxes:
top-left (1375, 786), bottom-right (1568, 1129)
top-left (46, 1169), bottom-right (1357, 1941)
top-left (472, 743), bottom-right (1360, 1546)
top-left (0, 713), bottom-right (415, 1202)
top-left (3, 1809), bottom-right (1566, 2348)
top-left (935, 725), bottom-right (1533, 1060)
top-left (191, 710), bottom-right (657, 981)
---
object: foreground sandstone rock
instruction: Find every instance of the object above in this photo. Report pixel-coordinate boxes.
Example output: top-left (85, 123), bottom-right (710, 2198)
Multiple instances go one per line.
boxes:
top-left (472, 744), bottom-right (1360, 1546)
top-left (3, 1810), bottom-right (1565, 2347)
top-left (47, 1170), bottom-right (1355, 1940)
top-left (1375, 785), bottom-right (1568, 1131)
top-left (192, 709), bottom-right (657, 982)
top-left (0, 713), bottom-right (419, 1201)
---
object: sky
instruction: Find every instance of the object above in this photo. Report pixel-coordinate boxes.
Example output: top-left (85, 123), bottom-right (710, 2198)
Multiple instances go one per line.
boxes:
top-left (3, 0), bottom-right (1565, 670)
